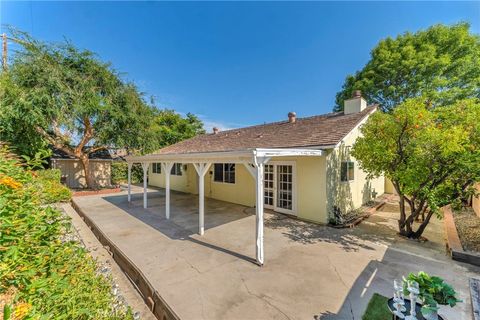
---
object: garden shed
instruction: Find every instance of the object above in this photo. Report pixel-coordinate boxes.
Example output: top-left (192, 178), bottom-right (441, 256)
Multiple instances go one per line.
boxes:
top-left (50, 147), bottom-right (114, 189)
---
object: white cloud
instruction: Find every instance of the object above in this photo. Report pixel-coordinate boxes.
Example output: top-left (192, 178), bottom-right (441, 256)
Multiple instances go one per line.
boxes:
top-left (197, 115), bottom-right (248, 133)
top-left (176, 110), bottom-right (248, 133)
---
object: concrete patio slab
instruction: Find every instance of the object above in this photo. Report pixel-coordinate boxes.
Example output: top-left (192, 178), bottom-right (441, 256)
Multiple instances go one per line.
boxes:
top-left (72, 186), bottom-right (479, 320)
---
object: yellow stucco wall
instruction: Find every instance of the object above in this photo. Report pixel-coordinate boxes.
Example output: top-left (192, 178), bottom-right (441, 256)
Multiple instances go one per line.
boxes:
top-left (204, 164), bottom-right (256, 207)
top-left (147, 157), bottom-right (329, 223)
top-left (148, 163), bottom-right (197, 194)
top-left (325, 121), bottom-right (385, 217)
top-left (384, 178), bottom-right (397, 194)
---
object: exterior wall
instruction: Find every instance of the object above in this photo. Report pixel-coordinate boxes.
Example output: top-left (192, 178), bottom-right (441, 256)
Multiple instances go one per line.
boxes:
top-left (147, 157), bottom-right (329, 224)
top-left (52, 159), bottom-right (112, 189)
top-left (326, 119), bottom-right (385, 219)
top-left (384, 178), bottom-right (397, 194)
top-left (473, 183), bottom-right (480, 218)
top-left (279, 156), bottom-right (328, 223)
top-left (204, 164), bottom-right (256, 207)
top-left (148, 163), bottom-right (197, 194)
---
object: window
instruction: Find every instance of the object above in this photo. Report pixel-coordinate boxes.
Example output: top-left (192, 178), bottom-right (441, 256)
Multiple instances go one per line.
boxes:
top-left (171, 163), bottom-right (182, 176)
top-left (213, 163), bottom-right (235, 184)
top-left (152, 163), bottom-right (162, 174)
top-left (341, 161), bottom-right (355, 181)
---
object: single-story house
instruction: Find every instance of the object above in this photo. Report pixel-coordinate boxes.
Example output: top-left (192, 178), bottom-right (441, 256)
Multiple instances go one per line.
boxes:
top-left (126, 91), bottom-right (385, 265)
top-left (50, 148), bottom-right (115, 189)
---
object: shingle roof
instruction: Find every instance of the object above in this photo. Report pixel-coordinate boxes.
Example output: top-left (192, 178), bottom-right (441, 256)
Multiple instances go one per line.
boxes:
top-left (51, 147), bottom-right (113, 160)
top-left (154, 106), bottom-right (376, 155)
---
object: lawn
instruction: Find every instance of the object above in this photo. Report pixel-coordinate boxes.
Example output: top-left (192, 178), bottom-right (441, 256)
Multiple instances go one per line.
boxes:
top-left (362, 293), bottom-right (391, 320)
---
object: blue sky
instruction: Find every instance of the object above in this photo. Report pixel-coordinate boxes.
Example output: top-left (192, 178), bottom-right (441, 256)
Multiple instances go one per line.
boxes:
top-left (1, 1), bottom-right (479, 131)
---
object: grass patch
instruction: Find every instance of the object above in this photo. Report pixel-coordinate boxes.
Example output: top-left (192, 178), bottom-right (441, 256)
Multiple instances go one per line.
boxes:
top-left (362, 293), bottom-right (391, 320)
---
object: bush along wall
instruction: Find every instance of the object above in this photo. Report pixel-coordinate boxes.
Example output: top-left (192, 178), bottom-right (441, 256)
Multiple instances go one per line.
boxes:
top-left (0, 147), bottom-right (133, 319)
top-left (111, 161), bottom-right (143, 185)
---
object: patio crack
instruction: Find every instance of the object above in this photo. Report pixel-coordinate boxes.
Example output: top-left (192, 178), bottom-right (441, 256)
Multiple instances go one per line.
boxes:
top-left (239, 275), bottom-right (293, 320)
top-left (325, 255), bottom-right (355, 320)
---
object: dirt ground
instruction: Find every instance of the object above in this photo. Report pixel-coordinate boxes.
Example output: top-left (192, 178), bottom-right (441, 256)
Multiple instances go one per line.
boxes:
top-left (454, 206), bottom-right (480, 252)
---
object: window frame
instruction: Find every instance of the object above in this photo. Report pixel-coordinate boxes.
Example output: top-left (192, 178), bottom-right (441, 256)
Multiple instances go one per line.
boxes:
top-left (170, 163), bottom-right (183, 176)
top-left (341, 161), bottom-right (355, 182)
top-left (152, 163), bottom-right (162, 174)
top-left (213, 163), bottom-right (236, 184)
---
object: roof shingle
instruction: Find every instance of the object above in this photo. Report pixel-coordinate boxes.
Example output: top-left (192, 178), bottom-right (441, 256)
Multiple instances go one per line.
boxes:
top-left (154, 106), bottom-right (376, 155)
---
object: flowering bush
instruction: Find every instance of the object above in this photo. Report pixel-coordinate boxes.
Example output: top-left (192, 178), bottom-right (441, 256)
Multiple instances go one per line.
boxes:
top-left (0, 146), bottom-right (133, 319)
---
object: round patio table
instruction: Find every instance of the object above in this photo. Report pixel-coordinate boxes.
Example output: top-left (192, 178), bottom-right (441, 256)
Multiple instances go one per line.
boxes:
top-left (387, 298), bottom-right (445, 320)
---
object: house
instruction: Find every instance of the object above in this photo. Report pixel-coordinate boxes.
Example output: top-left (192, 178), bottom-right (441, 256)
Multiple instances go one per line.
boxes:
top-left (50, 147), bottom-right (115, 189)
top-left (125, 91), bottom-right (385, 265)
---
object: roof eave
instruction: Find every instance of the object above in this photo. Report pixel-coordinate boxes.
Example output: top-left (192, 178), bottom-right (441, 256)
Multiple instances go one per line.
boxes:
top-left (125, 147), bottom-right (324, 164)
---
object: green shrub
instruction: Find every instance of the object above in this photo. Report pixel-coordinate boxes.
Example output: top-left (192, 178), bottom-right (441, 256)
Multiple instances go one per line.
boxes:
top-left (111, 161), bottom-right (143, 185)
top-left (0, 146), bottom-right (133, 319)
top-left (33, 169), bottom-right (72, 204)
top-left (403, 271), bottom-right (461, 314)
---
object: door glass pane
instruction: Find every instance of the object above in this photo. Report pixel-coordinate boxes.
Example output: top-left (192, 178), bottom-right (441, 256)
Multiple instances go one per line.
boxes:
top-left (264, 165), bottom-right (274, 207)
top-left (277, 165), bottom-right (293, 210)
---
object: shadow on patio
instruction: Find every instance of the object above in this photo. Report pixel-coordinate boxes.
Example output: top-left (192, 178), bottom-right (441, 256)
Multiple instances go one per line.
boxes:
top-left (102, 188), bottom-right (258, 263)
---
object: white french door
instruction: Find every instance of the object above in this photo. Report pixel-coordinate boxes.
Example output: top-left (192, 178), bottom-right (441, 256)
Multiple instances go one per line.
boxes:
top-left (263, 162), bottom-right (296, 215)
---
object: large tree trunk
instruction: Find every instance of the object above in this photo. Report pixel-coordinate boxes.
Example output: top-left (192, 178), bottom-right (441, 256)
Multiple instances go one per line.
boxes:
top-left (79, 155), bottom-right (96, 189)
top-left (398, 194), bottom-right (409, 236)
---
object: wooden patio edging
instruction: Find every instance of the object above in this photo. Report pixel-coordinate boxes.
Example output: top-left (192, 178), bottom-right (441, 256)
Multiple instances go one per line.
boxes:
top-left (443, 205), bottom-right (480, 267)
top-left (330, 200), bottom-right (386, 229)
top-left (70, 199), bottom-right (180, 320)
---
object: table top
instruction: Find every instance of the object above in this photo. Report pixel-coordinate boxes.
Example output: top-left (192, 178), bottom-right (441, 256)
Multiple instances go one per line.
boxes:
top-left (387, 298), bottom-right (445, 320)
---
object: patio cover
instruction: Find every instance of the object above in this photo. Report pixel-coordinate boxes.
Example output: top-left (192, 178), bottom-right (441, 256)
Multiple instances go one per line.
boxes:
top-left (125, 148), bottom-right (323, 265)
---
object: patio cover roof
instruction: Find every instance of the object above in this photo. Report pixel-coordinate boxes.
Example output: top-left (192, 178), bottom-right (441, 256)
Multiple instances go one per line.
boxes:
top-left (125, 147), bottom-right (324, 164)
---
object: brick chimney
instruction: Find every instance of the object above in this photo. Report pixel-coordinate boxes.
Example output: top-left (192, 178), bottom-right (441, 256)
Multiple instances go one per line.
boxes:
top-left (212, 127), bottom-right (220, 134)
top-left (288, 112), bottom-right (297, 123)
top-left (344, 90), bottom-right (367, 114)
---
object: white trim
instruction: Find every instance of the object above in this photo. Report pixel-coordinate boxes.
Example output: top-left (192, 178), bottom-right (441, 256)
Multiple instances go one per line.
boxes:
top-left (127, 162), bottom-right (132, 202)
top-left (162, 162), bottom-right (174, 219)
top-left (141, 162), bottom-right (149, 209)
top-left (125, 148), bottom-right (323, 164)
top-left (193, 163), bottom-right (211, 236)
top-left (267, 161), bottom-right (297, 216)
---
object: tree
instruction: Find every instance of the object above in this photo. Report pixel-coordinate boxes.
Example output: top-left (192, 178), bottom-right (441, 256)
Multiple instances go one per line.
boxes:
top-left (0, 31), bottom-right (165, 188)
top-left (351, 98), bottom-right (480, 239)
top-left (152, 110), bottom-right (205, 148)
top-left (334, 23), bottom-right (480, 112)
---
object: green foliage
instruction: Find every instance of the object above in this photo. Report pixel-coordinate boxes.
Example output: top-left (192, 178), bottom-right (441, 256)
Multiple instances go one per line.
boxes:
top-left (32, 169), bottom-right (72, 204)
top-left (403, 271), bottom-right (461, 314)
top-left (361, 293), bottom-right (390, 320)
top-left (20, 148), bottom-right (51, 170)
top-left (152, 110), bottom-right (205, 148)
top-left (351, 98), bottom-right (480, 238)
top-left (0, 146), bottom-right (132, 319)
top-left (1, 29), bottom-right (204, 188)
top-left (111, 162), bottom-right (143, 185)
top-left (335, 23), bottom-right (480, 112)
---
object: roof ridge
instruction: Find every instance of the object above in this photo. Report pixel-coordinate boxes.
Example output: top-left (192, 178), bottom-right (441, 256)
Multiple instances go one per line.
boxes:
top-left (204, 107), bottom-right (374, 136)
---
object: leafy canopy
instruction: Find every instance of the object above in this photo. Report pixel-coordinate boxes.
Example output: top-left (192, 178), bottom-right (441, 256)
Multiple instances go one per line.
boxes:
top-left (351, 98), bottom-right (480, 237)
top-left (0, 30), bottom-right (204, 160)
top-left (335, 23), bottom-right (480, 112)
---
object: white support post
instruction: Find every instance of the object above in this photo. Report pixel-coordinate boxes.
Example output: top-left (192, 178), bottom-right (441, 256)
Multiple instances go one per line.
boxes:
top-left (193, 163), bottom-right (210, 235)
top-left (127, 162), bottom-right (133, 202)
top-left (252, 156), bottom-right (270, 266)
top-left (161, 162), bottom-right (174, 219)
top-left (141, 162), bottom-right (149, 209)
